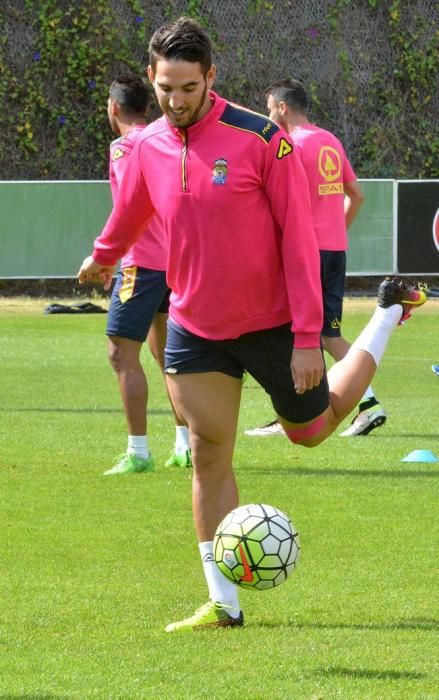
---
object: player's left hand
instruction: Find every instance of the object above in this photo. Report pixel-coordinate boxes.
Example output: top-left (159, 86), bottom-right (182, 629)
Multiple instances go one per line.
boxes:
top-left (290, 348), bottom-right (324, 395)
top-left (77, 255), bottom-right (115, 291)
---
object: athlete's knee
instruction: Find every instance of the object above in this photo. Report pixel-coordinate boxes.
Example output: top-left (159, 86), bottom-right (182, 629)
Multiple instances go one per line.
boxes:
top-left (148, 343), bottom-right (165, 371)
top-left (283, 414), bottom-right (327, 447)
top-left (108, 340), bottom-right (122, 372)
top-left (191, 431), bottom-right (234, 475)
top-left (107, 338), bottom-right (140, 375)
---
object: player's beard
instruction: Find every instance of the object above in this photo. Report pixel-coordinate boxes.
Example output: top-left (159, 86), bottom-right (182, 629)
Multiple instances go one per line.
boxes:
top-left (186, 82), bottom-right (208, 127)
top-left (168, 82), bottom-right (209, 129)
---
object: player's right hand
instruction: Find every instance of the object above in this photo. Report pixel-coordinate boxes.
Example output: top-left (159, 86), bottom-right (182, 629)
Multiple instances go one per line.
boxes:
top-left (77, 255), bottom-right (115, 291)
top-left (290, 347), bottom-right (324, 395)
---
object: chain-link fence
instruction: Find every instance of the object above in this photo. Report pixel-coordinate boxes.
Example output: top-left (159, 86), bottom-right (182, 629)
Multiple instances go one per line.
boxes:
top-left (1, 0), bottom-right (438, 178)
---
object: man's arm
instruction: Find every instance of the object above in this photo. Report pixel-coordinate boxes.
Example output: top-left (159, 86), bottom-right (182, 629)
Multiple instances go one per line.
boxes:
top-left (344, 179), bottom-right (364, 229)
top-left (77, 256), bottom-right (115, 290)
top-left (77, 138), bottom-right (155, 286)
top-left (262, 132), bottom-right (324, 393)
top-left (262, 132), bottom-right (323, 348)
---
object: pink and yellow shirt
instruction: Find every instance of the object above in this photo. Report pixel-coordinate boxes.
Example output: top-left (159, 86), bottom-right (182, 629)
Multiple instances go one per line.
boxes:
top-left (95, 92), bottom-right (323, 348)
top-left (291, 123), bottom-right (356, 251)
top-left (109, 125), bottom-right (166, 270)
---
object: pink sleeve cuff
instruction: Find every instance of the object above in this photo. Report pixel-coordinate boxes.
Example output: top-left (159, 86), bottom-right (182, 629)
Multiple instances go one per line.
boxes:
top-left (292, 331), bottom-right (321, 349)
top-left (92, 250), bottom-right (118, 267)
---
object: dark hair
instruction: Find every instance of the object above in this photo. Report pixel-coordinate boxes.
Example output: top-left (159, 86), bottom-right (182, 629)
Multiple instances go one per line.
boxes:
top-left (149, 16), bottom-right (212, 75)
top-left (265, 79), bottom-right (309, 113)
top-left (109, 73), bottom-right (149, 116)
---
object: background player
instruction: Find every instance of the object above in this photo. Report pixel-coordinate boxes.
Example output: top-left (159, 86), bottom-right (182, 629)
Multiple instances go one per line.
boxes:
top-left (103, 73), bottom-right (191, 475)
top-left (246, 79), bottom-right (386, 437)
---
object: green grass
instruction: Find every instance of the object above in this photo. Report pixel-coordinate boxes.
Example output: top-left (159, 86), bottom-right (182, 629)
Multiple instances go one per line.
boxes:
top-left (0, 297), bottom-right (438, 699)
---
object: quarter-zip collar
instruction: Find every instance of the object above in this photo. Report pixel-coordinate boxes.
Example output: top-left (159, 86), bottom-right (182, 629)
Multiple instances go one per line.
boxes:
top-left (165, 91), bottom-right (226, 142)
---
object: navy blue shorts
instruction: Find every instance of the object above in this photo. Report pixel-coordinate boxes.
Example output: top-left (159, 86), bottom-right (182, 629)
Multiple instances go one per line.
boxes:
top-left (106, 266), bottom-right (170, 343)
top-left (165, 319), bottom-right (329, 424)
top-left (320, 250), bottom-right (346, 337)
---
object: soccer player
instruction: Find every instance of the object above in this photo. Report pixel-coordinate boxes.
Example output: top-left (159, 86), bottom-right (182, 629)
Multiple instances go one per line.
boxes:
top-left (102, 73), bottom-right (191, 475)
top-left (432, 364), bottom-right (439, 377)
top-left (246, 79), bottom-right (386, 438)
top-left (78, 17), bottom-right (426, 630)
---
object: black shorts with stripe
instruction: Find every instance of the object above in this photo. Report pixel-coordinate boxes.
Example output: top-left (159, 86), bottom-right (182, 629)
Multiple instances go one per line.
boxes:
top-left (165, 319), bottom-right (329, 424)
top-left (106, 266), bottom-right (170, 343)
top-left (320, 250), bottom-right (346, 337)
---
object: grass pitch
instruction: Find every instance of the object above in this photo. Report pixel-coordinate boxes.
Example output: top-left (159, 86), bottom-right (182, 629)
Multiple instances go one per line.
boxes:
top-left (0, 297), bottom-right (438, 699)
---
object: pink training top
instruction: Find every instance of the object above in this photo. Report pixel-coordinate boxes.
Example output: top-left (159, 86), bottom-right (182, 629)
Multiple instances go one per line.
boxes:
top-left (94, 91), bottom-right (323, 348)
top-left (291, 124), bottom-right (356, 251)
top-left (109, 125), bottom-right (167, 270)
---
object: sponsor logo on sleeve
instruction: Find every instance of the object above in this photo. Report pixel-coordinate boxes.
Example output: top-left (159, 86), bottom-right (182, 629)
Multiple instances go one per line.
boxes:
top-left (276, 137), bottom-right (293, 159)
top-left (262, 122), bottom-right (273, 135)
top-left (112, 147), bottom-right (124, 161)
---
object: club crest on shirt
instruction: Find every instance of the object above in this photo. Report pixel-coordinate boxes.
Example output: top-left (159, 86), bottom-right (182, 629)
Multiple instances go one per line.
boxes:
top-left (212, 158), bottom-right (228, 185)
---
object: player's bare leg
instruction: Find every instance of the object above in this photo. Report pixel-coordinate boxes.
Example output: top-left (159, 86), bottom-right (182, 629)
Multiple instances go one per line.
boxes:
top-left (165, 371), bottom-right (243, 630)
top-left (166, 371), bottom-right (241, 539)
top-left (148, 313), bottom-right (192, 467)
top-left (146, 312), bottom-right (167, 373)
top-left (278, 347), bottom-right (376, 446)
top-left (104, 335), bottom-right (154, 474)
top-left (321, 334), bottom-right (351, 361)
top-left (279, 278), bottom-right (427, 447)
top-left (323, 334), bottom-right (386, 437)
top-left (108, 335), bottom-right (147, 436)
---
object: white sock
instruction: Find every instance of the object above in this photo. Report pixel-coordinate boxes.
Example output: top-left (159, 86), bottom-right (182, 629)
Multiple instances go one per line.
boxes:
top-left (175, 425), bottom-right (190, 454)
top-left (351, 304), bottom-right (401, 367)
top-left (360, 385), bottom-right (376, 402)
top-left (199, 541), bottom-right (240, 617)
top-left (127, 435), bottom-right (150, 459)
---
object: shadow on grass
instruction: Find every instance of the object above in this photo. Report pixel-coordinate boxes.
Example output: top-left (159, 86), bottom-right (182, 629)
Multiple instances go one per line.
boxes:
top-left (241, 465), bottom-right (439, 478)
top-left (0, 696), bottom-right (67, 700)
top-left (259, 617), bottom-right (439, 632)
top-left (314, 666), bottom-right (425, 680)
top-left (0, 407), bottom-right (172, 415)
top-left (360, 434), bottom-right (439, 439)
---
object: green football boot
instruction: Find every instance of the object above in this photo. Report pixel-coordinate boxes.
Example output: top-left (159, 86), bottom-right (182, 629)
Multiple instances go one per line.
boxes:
top-left (103, 453), bottom-right (155, 476)
top-left (165, 449), bottom-right (192, 468)
top-left (165, 601), bottom-right (244, 632)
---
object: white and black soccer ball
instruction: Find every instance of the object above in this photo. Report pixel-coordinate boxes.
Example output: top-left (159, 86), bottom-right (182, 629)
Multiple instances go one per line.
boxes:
top-left (213, 503), bottom-right (300, 590)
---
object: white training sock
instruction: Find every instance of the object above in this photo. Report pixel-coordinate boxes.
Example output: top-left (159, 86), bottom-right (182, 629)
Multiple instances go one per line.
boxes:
top-left (360, 385), bottom-right (376, 402)
top-left (351, 304), bottom-right (402, 367)
top-left (175, 425), bottom-right (190, 454)
top-left (199, 541), bottom-right (240, 617)
top-left (127, 435), bottom-right (150, 459)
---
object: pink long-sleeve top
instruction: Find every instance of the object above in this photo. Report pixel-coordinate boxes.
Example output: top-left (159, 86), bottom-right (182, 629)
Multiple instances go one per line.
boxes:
top-left (94, 91), bottom-right (323, 348)
top-left (109, 126), bottom-right (167, 270)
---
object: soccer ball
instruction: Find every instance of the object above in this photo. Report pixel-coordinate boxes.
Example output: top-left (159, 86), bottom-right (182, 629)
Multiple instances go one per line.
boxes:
top-left (213, 503), bottom-right (300, 591)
